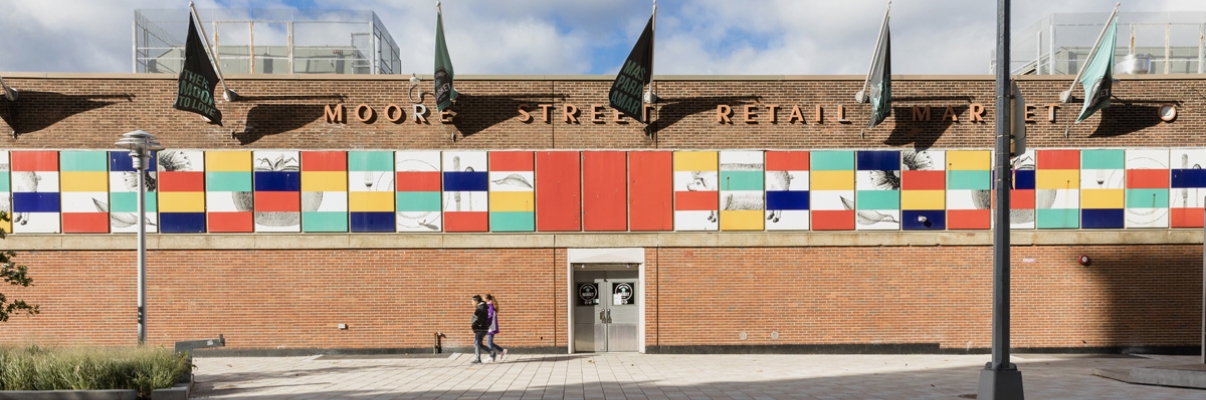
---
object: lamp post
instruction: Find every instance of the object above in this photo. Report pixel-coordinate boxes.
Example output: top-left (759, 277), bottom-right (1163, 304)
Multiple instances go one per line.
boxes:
top-left (115, 130), bottom-right (164, 345)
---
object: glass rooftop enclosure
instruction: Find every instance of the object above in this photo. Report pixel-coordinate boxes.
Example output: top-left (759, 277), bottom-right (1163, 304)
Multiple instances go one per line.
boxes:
top-left (134, 8), bottom-right (401, 75)
top-left (1003, 11), bottom-right (1206, 75)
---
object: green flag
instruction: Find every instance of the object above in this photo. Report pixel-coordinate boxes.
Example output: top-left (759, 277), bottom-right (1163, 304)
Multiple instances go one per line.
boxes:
top-left (1075, 18), bottom-right (1117, 124)
top-left (434, 7), bottom-right (458, 112)
top-left (867, 24), bottom-right (891, 129)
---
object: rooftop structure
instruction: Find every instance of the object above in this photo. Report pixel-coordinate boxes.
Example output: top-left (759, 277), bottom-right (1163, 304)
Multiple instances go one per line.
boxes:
top-left (134, 8), bottom-right (401, 75)
top-left (1003, 11), bottom-right (1206, 75)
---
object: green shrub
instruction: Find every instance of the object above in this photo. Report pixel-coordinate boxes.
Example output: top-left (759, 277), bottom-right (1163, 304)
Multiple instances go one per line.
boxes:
top-left (0, 345), bottom-right (191, 399)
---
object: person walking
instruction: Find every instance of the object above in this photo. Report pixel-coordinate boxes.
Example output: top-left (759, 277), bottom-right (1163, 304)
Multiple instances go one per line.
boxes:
top-left (486, 294), bottom-right (507, 361)
top-left (470, 294), bottom-right (493, 364)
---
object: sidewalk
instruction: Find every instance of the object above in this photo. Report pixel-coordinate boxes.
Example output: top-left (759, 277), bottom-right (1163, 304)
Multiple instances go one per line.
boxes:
top-left (192, 353), bottom-right (1204, 399)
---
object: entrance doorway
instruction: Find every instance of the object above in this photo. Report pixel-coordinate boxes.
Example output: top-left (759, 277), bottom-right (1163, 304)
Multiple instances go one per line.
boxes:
top-left (573, 264), bottom-right (639, 352)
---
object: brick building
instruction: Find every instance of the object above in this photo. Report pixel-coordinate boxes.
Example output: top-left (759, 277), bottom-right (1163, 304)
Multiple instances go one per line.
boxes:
top-left (0, 72), bottom-right (1201, 355)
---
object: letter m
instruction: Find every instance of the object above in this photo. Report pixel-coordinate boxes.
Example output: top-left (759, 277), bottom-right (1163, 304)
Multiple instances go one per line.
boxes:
top-left (325, 104), bottom-right (346, 123)
top-left (911, 106), bottom-right (931, 121)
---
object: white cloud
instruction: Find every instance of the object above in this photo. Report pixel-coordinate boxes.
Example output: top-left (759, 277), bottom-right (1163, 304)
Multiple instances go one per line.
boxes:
top-left (1, 0), bottom-right (1202, 75)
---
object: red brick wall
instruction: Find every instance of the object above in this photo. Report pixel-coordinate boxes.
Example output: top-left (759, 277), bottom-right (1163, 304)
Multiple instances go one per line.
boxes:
top-left (0, 245), bottom-right (1197, 351)
top-left (0, 76), bottom-right (1199, 151)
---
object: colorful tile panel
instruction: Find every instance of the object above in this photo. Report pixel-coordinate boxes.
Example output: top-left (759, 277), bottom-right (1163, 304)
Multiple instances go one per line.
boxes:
top-left (1036, 149), bottom-right (1080, 229)
top-left (1170, 148), bottom-right (1206, 228)
top-left (395, 151), bottom-right (442, 232)
top-left (855, 150), bottom-right (900, 231)
top-left (347, 151), bottom-right (393, 232)
top-left (61, 151), bottom-right (109, 233)
top-left (629, 151), bottom-right (673, 231)
top-left (302, 151), bottom-right (349, 232)
top-left (253, 151), bottom-right (301, 232)
top-left (108, 151), bottom-right (159, 233)
top-left (489, 151), bottom-right (535, 232)
top-left (1124, 149), bottom-right (1169, 228)
top-left (719, 151), bottom-right (764, 231)
top-left (443, 151), bottom-right (488, 232)
top-left (158, 150), bottom-right (206, 233)
top-left (1080, 149), bottom-right (1124, 229)
top-left (1009, 150), bottom-right (1037, 229)
top-left (0, 151), bottom-right (9, 234)
top-left (764, 151), bottom-right (810, 231)
top-left (810, 150), bottom-right (855, 231)
top-left (945, 150), bottom-right (991, 230)
top-left (11, 151), bottom-right (60, 233)
top-left (205, 151), bottom-right (254, 233)
top-left (535, 151), bottom-right (581, 232)
top-left (583, 151), bottom-right (627, 231)
top-left (673, 151), bottom-right (718, 231)
top-left (901, 150), bottom-right (945, 230)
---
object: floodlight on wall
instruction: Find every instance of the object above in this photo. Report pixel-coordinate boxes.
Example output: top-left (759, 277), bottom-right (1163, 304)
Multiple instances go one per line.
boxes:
top-left (408, 73), bottom-right (425, 103)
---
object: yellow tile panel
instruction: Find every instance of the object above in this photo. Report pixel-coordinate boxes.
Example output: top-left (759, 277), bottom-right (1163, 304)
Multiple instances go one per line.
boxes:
top-left (1036, 169), bottom-right (1080, 189)
top-left (946, 150), bottom-right (991, 170)
top-left (673, 151), bottom-right (718, 172)
top-left (720, 210), bottom-right (764, 231)
top-left (901, 190), bottom-right (945, 210)
top-left (158, 192), bottom-right (205, 212)
top-left (60, 172), bottom-right (108, 192)
top-left (302, 171), bottom-right (348, 192)
top-left (1081, 189), bottom-right (1124, 209)
top-left (489, 191), bottom-right (535, 212)
top-left (811, 170), bottom-right (855, 191)
top-left (349, 192), bottom-right (394, 212)
top-left (205, 151), bottom-right (252, 171)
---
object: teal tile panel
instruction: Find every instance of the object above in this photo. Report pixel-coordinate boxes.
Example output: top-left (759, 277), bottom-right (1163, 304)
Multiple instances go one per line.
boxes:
top-left (349, 151), bottom-right (395, 172)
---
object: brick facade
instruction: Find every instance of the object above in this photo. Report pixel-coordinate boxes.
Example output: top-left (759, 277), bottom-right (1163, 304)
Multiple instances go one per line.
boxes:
top-left (0, 74), bottom-right (1202, 353)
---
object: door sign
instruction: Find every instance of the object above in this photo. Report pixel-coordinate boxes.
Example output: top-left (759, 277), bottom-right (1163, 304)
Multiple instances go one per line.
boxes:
top-left (613, 282), bottom-right (635, 305)
top-left (578, 283), bottom-right (599, 306)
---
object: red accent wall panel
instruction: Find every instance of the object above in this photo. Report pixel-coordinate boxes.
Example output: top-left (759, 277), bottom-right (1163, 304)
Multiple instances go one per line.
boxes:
top-left (813, 210), bottom-right (855, 230)
top-left (1037, 149), bottom-right (1080, 170)
top-left (674, 191), bottom-right (719, 211)
top-left (12, 151), bottom-right (59, 171)
top-left (62, 213), bottom-right (108, 233)
top-left (209, 213), bottom-right (254, 232)
top-left (536, 151), bottom-right (581, 231)
top-left (901, 170), bottom-right (945, 190)
top-left (445, 212), bottom-right (489, 232)
top-left (765, 151), bottom-right (810, 171)
top-left (159, 172), bottom-right (205, 192)
top-left (583, 151), bottom-right (627, 231)
top-left (301, 151), bottom-right (347, 171)
top-left (396, 172), bottom-right (442, 192)
top-left (491, 151), bottom-right (535, 171)
top-left (948, 210), bottom-right (991, 230)
top-left (1126, 169), bottom-right (1170, 189)
top-left (629, 151), bottom-right (673, 231)
top-left (255, 191), bottom-right (300, 212)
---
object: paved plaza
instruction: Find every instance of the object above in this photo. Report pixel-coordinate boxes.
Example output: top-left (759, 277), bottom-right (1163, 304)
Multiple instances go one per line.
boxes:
top-left (191, 352), bottom-right (1206, 399)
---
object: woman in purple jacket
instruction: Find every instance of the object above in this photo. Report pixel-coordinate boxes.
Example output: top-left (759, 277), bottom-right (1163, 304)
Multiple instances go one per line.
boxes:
top-left (486, 294), bottom-right (507, 361)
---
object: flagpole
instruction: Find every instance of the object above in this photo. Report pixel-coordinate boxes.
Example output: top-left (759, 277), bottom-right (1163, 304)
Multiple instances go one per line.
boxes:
top-left (0, 75), bottom-right (16, 102)
top-left (188, 1), bottom-right (237, 101)
top-left (856, 1), bottom-right (891, 103)
top-left (645, 0), bottom-right (657, 104)
top-left (1059, 3), bottom-right (1120, 103)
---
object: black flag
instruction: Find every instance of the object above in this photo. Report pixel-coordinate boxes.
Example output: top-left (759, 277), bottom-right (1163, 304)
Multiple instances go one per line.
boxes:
top-left (173, 13), bottom-right (222, 125)
top-left (867, 26), bottom-right (891, 128)
top-left (608, 16), bottom-right (654, 124)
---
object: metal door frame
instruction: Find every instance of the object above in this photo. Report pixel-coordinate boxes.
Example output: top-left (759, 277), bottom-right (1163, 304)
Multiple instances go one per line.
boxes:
top-left (566, 248), bottom-right (645, 354)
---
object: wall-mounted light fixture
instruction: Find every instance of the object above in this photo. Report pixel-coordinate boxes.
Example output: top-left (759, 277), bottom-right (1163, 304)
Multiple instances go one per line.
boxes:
top-left (1078, 254), bottom-right (1092, 266)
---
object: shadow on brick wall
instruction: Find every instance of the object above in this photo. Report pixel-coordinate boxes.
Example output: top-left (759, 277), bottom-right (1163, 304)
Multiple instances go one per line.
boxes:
top-left (449, 93), bottom-right (563, 139)
top-left (882, 105), bottom-right (963, 150)
top-left (0, 92), bottom-right (132, 137)
top-left (1086, 104), bottom-right (1163, 138)
top-left (236, 104), bottom-right (327, 145)
top-left (651, 95), bottom-right (761, 137)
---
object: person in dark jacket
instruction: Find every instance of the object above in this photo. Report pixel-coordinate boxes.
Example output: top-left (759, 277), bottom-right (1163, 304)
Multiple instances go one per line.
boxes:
top-left (470, 295), bottom-right (493, 364)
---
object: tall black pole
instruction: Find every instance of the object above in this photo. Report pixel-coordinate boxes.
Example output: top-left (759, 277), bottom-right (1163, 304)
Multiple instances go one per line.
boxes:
top-left (979, 0), bottom-right (1025, 398)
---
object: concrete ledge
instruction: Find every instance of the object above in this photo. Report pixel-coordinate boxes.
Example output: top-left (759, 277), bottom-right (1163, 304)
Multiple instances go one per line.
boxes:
top-left (0, 390), bottom-right (137, 400)
top-left (2, 229), bottom-right (1201, 250)
top-left (1094, 364), bottom-right (1206, 390)
top-left (150, 383), bottom-right (189, 400)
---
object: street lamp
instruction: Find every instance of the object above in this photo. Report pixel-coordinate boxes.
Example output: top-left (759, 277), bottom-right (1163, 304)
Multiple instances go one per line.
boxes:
top-left (115, 130), bottom-right (164, 345)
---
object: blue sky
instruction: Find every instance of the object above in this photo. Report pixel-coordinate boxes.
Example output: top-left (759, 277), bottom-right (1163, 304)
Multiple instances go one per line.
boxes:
top-left (2, 0), bottom-right (1204, 75)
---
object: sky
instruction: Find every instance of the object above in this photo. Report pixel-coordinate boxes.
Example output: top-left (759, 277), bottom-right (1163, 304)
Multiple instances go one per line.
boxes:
top-left (1, 0), bottom-right (1204, 76)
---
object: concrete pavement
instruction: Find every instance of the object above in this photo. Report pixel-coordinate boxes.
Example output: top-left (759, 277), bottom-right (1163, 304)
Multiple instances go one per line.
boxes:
top-left (192, 353), bottom-right (1205, 399)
